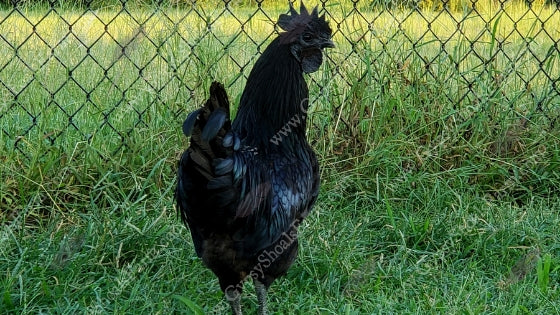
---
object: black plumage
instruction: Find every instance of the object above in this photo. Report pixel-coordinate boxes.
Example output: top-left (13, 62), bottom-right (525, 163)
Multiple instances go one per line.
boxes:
top-left (175, 3), bottom-right (333, 314)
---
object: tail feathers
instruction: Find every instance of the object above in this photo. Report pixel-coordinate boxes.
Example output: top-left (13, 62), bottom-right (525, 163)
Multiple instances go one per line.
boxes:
top-left (201, 109), bottom-right (228, 142)
top-left (184, 81), bottom-right (231, 138)
top-left (213, 158), bottom-right (234, 176)
top-left (182, 109), bottom-right (200, 137)
top-left (183, 81), bottom-right (234, 181)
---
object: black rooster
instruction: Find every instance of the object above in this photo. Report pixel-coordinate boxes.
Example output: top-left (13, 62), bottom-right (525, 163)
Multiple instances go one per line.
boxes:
top-left (175, 3), bottom-right (333, 314)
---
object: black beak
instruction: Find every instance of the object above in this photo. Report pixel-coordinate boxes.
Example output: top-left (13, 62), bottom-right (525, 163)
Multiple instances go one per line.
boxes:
top-left (321, 39), bottom-right (335, 49)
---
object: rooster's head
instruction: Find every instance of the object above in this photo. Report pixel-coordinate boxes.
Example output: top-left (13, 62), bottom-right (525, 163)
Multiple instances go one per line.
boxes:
top-left (278, 2), bottom-right (334, 73)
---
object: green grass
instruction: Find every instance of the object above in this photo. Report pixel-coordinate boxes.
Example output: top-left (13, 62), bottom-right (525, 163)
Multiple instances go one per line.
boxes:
top-left (1, 1), bottom-right (560, 314)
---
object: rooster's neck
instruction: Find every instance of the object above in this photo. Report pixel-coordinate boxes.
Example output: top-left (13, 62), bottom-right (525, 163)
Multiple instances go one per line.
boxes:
top-left (232, 37), bottom-right (310, 150)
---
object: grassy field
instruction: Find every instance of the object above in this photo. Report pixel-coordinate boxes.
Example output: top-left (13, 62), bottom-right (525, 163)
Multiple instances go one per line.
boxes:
top-left (1, 0), bottom-right (559, 314)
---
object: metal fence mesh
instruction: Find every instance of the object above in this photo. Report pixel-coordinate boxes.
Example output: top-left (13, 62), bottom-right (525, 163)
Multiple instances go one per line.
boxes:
top-left (0, 0), bottom-right (559, 159)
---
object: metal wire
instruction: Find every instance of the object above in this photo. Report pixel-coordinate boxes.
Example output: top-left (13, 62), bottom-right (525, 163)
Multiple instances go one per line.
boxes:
top-left (0, 0), bottom-right (558, 159)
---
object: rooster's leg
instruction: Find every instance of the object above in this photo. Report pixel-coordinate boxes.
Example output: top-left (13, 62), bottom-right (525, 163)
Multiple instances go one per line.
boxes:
top-left (228, 295), bottom-right (242, 315)
top-left (254, 279), bottom-right (268, 315)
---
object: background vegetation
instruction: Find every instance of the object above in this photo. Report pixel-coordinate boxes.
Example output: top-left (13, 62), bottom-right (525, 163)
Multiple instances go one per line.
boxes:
top-left (1, 0), bottom-right (559, 313)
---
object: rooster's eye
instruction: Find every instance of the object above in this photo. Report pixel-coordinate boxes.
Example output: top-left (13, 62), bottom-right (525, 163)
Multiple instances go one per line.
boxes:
top-left (302, 33), bottom-right (313, 42)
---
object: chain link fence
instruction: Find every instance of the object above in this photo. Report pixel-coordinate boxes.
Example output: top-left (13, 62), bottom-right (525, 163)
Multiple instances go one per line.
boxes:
top-left (0, 0), bottom-right (558, 159)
